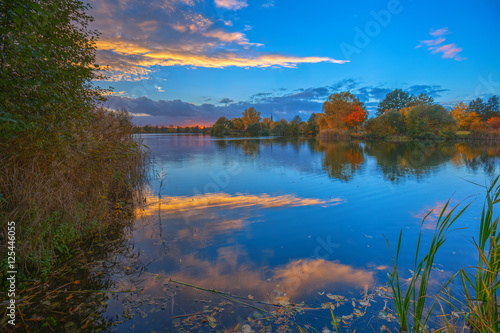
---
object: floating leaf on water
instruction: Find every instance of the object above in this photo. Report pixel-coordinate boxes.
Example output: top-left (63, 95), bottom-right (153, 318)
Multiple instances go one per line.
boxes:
top-left (359, 300), bottom-right (370, 307)
top-left (207, 315), bottom-right (216, 328)
top-left (353, 308), bottom-right (364, 317)
top-left (341, 314), bottom-right (353, 320)
top-left (274, 296), bottom-right (290, 306)
top-left (242, 324), bottom-right (255, 333)
top-left (326, 293), bottom-right (344, 302)
top-left (364, 234), bottom-right (373, 238)
top-left (253, 311), bottom-right (262, 319)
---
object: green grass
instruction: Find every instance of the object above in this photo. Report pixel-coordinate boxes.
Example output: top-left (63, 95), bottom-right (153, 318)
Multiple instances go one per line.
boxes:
top-left (387, 175), bottom-right (500, 333)
top-left (386, 199), bottom-right (470, 332)
top-left (438, 176), bottom-right (500, 333)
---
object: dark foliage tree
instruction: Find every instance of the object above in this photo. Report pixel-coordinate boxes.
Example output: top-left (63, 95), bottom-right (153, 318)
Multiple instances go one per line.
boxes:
top-left (0, 0), bottom-right (105, 142)
top-left (376, 89), bottom-right (412, 115)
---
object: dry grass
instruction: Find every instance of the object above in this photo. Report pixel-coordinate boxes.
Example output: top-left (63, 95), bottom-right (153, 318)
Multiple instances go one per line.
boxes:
top-left (0, 107), bottom-right (147, 277)
top-left (316, 129), bottom-right (352, 141)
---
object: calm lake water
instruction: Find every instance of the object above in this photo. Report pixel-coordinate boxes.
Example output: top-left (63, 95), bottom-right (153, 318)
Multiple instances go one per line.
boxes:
top-left (100, 134), bottom-right (499, 332)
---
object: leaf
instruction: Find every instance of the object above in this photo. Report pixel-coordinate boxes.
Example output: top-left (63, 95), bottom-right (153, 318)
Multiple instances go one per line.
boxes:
top-left (326, 293), bottom-right (344, 302)
top-left (353, 308), bottom-right (364, 317)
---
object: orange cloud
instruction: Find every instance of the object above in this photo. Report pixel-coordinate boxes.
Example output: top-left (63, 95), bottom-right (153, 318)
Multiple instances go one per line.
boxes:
top-left (202, 29), bottom-right (263, 47)
top-left (97, 39), bottom-right (349, 81)
top-left (90, 0), bottom-right (348, 81)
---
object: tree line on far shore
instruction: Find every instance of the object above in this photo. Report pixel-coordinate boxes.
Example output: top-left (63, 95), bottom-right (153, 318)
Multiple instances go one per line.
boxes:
top-left (201, 89), bottom-right (500, 140)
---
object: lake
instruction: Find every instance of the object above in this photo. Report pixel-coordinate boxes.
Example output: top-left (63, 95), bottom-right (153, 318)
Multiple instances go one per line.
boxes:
top-left (99, 134), bottom-right (499, 332)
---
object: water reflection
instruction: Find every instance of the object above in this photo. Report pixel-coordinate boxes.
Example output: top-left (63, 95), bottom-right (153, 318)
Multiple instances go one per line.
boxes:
top-left (315, 140), bottom-right (365, 181)
top-left (452, 143), bottom-right (500, 175)
top-left (208, 137), bottom-right (499, 183)
top-left (97, 136), bottom-right (500, 332)
top-left (363, 142), bottom-right (499, 183)
top-left (130, 246), bottom-right (373, 302)
top-left (136, 192), bottom-right (343, 245)
top-left (140, 192), bottom-right (342, 215)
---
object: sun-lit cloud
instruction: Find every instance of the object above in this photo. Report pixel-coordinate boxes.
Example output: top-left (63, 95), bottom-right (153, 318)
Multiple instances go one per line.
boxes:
top-left (417, 28), bottom-right (465, 61)
top-left (214, 0), bottom-right (248, 10)
top-left (202, 29), bottom-right (263, 47)
top-left (89, 0), bottom-right (348, 81)
top-left (96, 39), bottom-right (348, 81)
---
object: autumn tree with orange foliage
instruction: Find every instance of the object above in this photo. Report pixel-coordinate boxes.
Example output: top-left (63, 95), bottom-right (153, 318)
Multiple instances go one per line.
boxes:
top-left (450, 102), bottom-right (481, 130)
top-left (321, 92), bottom-right (365, 132)
top-left (343, 105), bottom-right (367, 132)
top-left (487, 117), bottom-right (500, 129)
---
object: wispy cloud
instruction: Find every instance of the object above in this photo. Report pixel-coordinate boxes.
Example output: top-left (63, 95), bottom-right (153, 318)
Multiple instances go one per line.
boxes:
top-left (417, 28), bottom-right (465, 61)
top-left (262, 0), bottom-right (275, 8)
top-left (429, 28), bottom-right (450, 37)
top-left (89, 0), bottom-right (347, 81)
top-left (214, 0), bottom-right (248, 10)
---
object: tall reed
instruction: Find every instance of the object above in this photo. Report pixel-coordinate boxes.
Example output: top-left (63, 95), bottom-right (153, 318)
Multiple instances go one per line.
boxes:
top-left (456, 176), bottom-right (499, 333)
top-left (386, 199), bottom-right (470, 332)
top-left (0, 107), bottom-right (147, 278)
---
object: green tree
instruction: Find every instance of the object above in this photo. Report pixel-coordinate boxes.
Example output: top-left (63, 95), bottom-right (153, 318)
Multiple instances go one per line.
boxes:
top-left (377, 89), bottom-right (411, 115)
top-left (286, 116), bottom-right (301, 136)
top-left (215, 116), bottom-right (230, 126)
top-left (469, 98), bottom-right (486, 120)
top-left (272, 122), bottom-right (287, 136)
top-left (247, 122), bottom-right (261, 136)
top-left (406, 104), bottom-right (456, 138)
top-left (408, 93), bottom-right (434, 107)
top-left (306, 113), bottom-right (320, 136)
top-left (484, 95), bottom-right (500, 120)
top-left (290, 115), bottom-right (302, 124)
top-left (242, 107), bottom-right (261, 127)
top-left (0, 0), bottom-right (105, 142)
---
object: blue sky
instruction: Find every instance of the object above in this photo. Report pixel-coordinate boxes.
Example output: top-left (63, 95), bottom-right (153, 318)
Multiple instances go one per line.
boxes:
top-left (89, 0), bottom-right (500, 125)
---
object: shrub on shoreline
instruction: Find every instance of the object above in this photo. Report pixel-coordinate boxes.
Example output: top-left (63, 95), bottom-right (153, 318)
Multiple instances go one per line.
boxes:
top-left (0, 108), bottom-right (147, 278)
